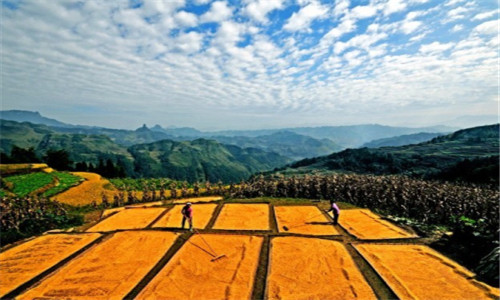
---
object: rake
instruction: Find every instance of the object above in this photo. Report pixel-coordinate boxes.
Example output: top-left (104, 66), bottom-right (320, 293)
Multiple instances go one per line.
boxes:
top-left (191, 228), bottom-right (227, 262)
top-left (282, 211), bottom-right (329, 231)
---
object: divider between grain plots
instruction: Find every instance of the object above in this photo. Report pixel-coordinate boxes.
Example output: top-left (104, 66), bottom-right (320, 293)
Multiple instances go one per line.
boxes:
top-left (251, 236), bottom-right (270, 300)
top-left (269, 204), bottom-right (278, 233)
top-left (1, 233), bottom-right (109, 299)
top-left (145, 205), bottom-right (176, 228)
top-left (124, 231), bottom-right (193, 299)
top-left (205, 201), bottom-right (225, 229)
top-left (344, 242), bottom-right (398, 300)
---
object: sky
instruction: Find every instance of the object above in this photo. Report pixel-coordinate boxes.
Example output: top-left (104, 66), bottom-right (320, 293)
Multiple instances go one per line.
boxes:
top-left (1, 0), bottom-right (498, 130)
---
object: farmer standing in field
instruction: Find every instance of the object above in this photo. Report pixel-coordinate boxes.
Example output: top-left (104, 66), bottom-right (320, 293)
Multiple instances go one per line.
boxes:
top-left (326, 199), bottom-right (340, 225)
top-left (181, 202), bottom-right (193, 232)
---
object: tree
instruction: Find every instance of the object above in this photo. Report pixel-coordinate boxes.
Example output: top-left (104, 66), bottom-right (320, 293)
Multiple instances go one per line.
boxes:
top-left (44, 149), bottom-right (72, 170)
top-left (9, 146), bottom-right (40, 163)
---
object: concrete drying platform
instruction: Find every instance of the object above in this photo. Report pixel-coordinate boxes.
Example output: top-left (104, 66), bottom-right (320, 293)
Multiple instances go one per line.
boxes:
top-left (152, 204), bottom-right (218, 229)
top-left (340, 209), bottom-right (417, 239)
top-left (212, 204), bottom-right (269, 230)
top-left (354, 244), bottom-right (500, 300)
top-left (18, 231), bottom-right (179, 300)
top-left (87, 208), bottom-right (166, 232)
top-left (0, 233), bottom-right (101, 298)
top-left (136, 234), bottom-right (263, 300)
top-left (274, 206), bottom-right (339, 235)
top-left (267, 237), bottom-right (376, 299)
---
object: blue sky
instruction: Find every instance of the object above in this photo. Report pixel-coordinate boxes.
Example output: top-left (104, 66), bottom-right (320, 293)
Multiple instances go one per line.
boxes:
top-left (1, 0), bottom-right (498, 130)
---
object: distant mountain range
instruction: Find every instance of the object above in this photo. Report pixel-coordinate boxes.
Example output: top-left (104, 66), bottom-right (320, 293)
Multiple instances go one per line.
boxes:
top-left (1, 109), bottom-right (455, 149)
top-left (362, 132), bottom-right (445, 148)
top-left (274, 124), bottom-right (499, 184)
top-left (0, 120), bottom-right (289, 182)
top-left (1, 110), bottom-right (497, 184)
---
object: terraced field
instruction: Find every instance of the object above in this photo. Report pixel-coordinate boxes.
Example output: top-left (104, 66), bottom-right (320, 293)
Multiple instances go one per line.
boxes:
top-left (1, 198), bottom-right (498, 300)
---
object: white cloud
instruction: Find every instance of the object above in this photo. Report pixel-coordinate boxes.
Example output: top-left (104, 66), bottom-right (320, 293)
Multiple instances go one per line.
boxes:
top-left (451, 24), bottom-right (463, 32)
top-left (175, 11), bottom-right (198, 27)
top-left (473, 20), bottom-right (499, 36)
top-left (200, 1), bottom-right (233, 23)
top-left (283, 1), bottom-right (329, 31)
top-left (350, 5), bottom-right (377, 19)
top-left (446, 6), bottom-right (470, 22)
top-left (243, 0), bottom-right (285, 23)
top-left (401, 20), bottom-right (422, 34)
top-left (142, 0), bottom-right (185, 16)
top-left (472, 10), bottom-right (498, 21)
top-left (420, 41), bottom-right (454, 53)
top-left (382, 0), bottom-right (407, 16)
top-left (174, 31), bottom-right (204, 53)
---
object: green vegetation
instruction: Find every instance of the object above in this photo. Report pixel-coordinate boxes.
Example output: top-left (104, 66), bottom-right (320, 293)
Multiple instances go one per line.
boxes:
top-left (129, 138), bottom-right (289, 183)
top-left (3, 172), bottom-right (54, 197)
top-left (0, 197), bottom-right (83, 245)
top-left (1, 171), bottom-right (83, 198)
top-left (42, 172), bottom-right (83, 197)
top-left (277, 124), bottom-right (499, 185)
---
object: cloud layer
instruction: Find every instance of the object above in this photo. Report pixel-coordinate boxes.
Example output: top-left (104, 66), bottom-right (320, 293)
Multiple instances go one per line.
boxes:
top-left (1, 0), bottom-right (498, 130)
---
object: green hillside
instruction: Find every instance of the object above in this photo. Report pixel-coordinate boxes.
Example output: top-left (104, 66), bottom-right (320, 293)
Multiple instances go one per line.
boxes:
top-left (211, 131), bottom-right (341, 160)
top-left (129, 139), bottom-right (290, 182)
top-left (362, 132), bottom-right (445, 148)
top-left (278, 124), bottom-right (499, 184)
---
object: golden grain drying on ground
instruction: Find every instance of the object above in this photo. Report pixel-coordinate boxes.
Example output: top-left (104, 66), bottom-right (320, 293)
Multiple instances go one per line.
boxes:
top-left (212, 203), bottom-right (269, 230)
top-left (0, 233), bottom-right (101, 298)
top-left (268, 237), bottom-right (377, 299)
top-left (339, 209), bottom-right (417, 239)
top-left (355, 244), bottom-right (500, 300)
top-left (52, 172), bottom-right (116, 206)
top-left (152, 204), bottom-right (217, 229)
top-left (136, 234), bottom-right (263, 300)
top-left (274, 205), bottom-right (340, 235)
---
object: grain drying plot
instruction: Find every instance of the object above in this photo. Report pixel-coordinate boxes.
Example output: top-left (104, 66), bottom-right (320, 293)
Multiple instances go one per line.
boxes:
top-left (274, 206), bottom-right (339, 235)
top-left (87, 208), bottom-right (166, 232)
top-left (152, 204), bottom-right (217, 229)
top-left (212, 204), bottom-right (269, 230)
top-left (52, 172), bottom-right (116, 206)
top-left (339, 209), bottom-right (417, 239)
top-left (354, 244), bottom-right (500, 300)
top-left (0, 233), bottom-right (101, 298)
top-left (267, 237), bottom-right (376, 299)
top-left (136, 234), bottom-right (263, 300)
top-left (18, 231), bottom-right (179, 300)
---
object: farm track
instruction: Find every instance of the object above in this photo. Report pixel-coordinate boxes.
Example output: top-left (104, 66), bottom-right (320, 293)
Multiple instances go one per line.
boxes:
top-left (1, 199), bottom-right (499, 299)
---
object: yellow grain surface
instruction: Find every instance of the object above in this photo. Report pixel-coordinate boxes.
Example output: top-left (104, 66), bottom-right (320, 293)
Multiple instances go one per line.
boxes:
top-left (355, 244), bottom-right (500, 300)
top-left (268, 237), bottom-right (376, 300)
top-left (212, 204), bottom-right (269, 230)
top-left (173, 196), bottom-right (223, 203)
top-left (136, 234), bottom-right (263, 300)
top-left (18, 231), bottom-right (179, 300)
top-left (0, 233), bottom-right (101, 297)
top-left (274, 206), bottom-right (339, 235)
top-left (87, 208), bottom-right (165, 232)
top-left (52, 172), bottom-right (116, 206)
top-left (152, 204), bottom-right (218, 229)
top-left (340, 209), bottom-right (417, 239)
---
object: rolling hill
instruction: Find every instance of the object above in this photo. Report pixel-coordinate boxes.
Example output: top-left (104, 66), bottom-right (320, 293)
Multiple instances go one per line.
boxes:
top-left (129, 139), bottom-right (290, 182)
top-left (276, 124), bottom-right (499, 184)
top-left (362, 132), bottom-right (446, 148)
top-left (0, 120), bottom-right (290, 182)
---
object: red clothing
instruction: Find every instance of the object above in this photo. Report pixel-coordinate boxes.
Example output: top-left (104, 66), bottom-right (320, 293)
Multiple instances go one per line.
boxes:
top-left (182, 205), bottom-right (193, 218)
